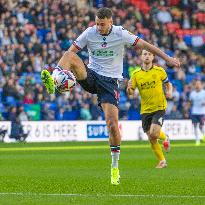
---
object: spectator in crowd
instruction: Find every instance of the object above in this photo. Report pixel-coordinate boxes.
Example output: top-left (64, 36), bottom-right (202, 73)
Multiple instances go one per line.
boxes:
top-left (18, 106), bottom-right (29, 121)
top-left (168, 105), bottom-right (183, 119)
top-left (56, 108), bottom-right (65, 120)
top-left (23, 93), bottom-right (34, 104)
top-left (166, 86), bottom-right (180, 115)
top-left (41, 103), bottom-right (55, 120)
top-left (9, 106), bottom-right (29, 141)
top-left (0, 0), bottom-right (204, 120)
top-left (90, 95), bottom-right (103, 120)
top-left (80, 103), bottom-right (92, 120)
top-left (0, 112), bottom-right (4, 121)
top-left (157, 7), bottom-right (172, 23)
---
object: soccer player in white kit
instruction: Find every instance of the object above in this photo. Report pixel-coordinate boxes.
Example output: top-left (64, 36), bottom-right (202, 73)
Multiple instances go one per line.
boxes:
top-left (41, 7), bottom-right (180, 185)
top-left (189, 79), bottom-right (205, 146)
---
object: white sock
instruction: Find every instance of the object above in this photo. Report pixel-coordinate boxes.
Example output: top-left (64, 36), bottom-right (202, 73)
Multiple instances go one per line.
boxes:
top-left (194, 125), bottom-right (200, 142)
top-left (111, 152), bottom-right (120, 168)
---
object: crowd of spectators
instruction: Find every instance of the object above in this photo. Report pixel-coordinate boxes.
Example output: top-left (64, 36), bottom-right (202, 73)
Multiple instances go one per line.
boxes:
top-left (0, 0), bottom-right (205, 121)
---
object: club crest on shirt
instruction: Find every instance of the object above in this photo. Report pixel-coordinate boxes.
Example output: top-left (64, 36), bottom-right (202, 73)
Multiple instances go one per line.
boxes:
top-left (101, 37), bottom-right (107, 47)
top-left (101, 42), bottom-right (107, 47)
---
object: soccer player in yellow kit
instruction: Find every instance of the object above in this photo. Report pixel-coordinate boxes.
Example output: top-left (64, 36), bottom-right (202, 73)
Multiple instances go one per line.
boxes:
top-left (127, 49), bottom-right (172, 168)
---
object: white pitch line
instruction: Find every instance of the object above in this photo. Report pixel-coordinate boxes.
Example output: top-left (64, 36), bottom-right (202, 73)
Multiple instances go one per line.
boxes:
top-left (0, 192), bottom-right (204, 199)
top-left (112, 194), bottom-right (205, 198)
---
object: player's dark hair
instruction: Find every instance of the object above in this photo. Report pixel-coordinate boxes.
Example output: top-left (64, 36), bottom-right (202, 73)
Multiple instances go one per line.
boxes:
top-left (141, 49), bottom-right (155, 56)
top-left (96, 7), bottom-right (112, 19)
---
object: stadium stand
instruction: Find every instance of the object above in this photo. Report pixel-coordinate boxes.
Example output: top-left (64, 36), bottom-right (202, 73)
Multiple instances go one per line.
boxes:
top-left (0, 0), bottom-right (204, 121)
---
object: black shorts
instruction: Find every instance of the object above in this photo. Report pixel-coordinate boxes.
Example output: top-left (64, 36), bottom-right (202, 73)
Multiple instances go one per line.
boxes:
top-left (191, 115), bottom-right (204, 125)
top-left (77, 66), bottom-right (120, 108)
top-left (141, 110), bottom-right (165, 133)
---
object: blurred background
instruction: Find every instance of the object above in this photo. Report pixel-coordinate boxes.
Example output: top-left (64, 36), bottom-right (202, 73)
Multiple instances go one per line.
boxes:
top-left (0, 0), bottom-right (204, 142)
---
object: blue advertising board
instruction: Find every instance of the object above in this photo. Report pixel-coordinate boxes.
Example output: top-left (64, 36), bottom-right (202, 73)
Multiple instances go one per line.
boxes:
top-left (87, 124), bottom-right (109, 138)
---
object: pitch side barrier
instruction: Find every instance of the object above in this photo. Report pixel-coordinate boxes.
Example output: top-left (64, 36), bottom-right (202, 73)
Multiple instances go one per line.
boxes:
top-left (0, 120), bottom-right (195, 142)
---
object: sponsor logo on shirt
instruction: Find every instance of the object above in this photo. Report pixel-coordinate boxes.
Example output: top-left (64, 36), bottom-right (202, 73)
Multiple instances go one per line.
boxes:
top-left (91, 50), bottom-right (114, 57)
top-left (141, 81), bottom-right (156, 89)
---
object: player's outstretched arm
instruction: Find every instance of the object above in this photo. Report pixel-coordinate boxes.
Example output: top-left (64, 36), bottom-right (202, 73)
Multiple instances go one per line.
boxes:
top-left (135, 39), bottom-right (180, 69)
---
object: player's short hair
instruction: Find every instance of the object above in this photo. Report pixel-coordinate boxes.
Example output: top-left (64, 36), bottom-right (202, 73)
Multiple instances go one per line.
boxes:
top-left (141, 49), bottom-right (155, 56)
top-left (96, 7), bottom-right (112, 19)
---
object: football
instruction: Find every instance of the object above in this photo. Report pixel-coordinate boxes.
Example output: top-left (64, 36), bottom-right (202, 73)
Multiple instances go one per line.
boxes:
top-left (52, 69), bottom-right (76, 93)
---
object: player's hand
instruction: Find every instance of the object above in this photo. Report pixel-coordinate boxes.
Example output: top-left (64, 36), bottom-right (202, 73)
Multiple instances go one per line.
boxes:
top-left (166, 57), bottom-right (180, 69)
top-left (166, 91), bottom-right (172, 99)
top-left (127, 80), bottom-right (134, 96)
top-left (127, 80), bottom-right (133, 88)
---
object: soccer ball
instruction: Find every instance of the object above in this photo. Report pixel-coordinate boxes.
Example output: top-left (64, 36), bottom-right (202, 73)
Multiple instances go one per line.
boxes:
top-left (52, 69), bottom-right (76, 93)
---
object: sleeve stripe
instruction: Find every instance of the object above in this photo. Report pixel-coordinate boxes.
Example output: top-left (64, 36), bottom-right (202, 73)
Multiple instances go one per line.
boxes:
top-left (132, 37), bottom-right (140, 46)
top-left (162, 77), bottom-right (169, 83)
top-left (73, 42), bottom-right (81, 50)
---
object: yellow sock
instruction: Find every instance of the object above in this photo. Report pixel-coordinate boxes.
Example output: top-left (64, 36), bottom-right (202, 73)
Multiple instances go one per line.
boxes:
top-left (158, 130), bottom-right (166, 141)
top-left (151, 141), bottom-right (165, 161)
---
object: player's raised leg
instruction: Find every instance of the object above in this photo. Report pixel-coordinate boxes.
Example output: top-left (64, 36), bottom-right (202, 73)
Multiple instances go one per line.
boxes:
top-left (57, 50), bottom-right (87, 81)
top-left (101, 103), bottom-right (121, 185)
top-left (41, 47), bottom-right (87, 94)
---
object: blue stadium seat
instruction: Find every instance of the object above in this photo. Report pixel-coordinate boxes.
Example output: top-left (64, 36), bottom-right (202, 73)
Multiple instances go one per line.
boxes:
top-left (195, 65), bottom-right (202, 73)
top-left (6, 96), bottom-right (17, 106)
top-left (36, 28), bottom-right (50, 43)
top-left (185, 74), bottom-right (197, 83)
top-left (34, 73), bottom-right (42, 84)
top-left (167, 68), bottom-right (175, 80)
top-left (183, 35), bottom-right (192, 46)
top-left (128, 110), bottom-right (141, 120)
top-left (119, 91), bottom-right (128, 109)
top-left (48, 103), bottom-right (57, 111)
top-left (2, 112), bottom-right (8, 120)
top-left (0, 103), bottom-right (6, 112)
top-left (41, 102), bottom-right (57, 112)
top-left (171, 79), bottom-right (183, 92)
top-left (165, 50), bottom-right (174, 57)
top-left (63, 110), bottom-right (80, 120)
top-left (0, 88), bottom-right (2, 102)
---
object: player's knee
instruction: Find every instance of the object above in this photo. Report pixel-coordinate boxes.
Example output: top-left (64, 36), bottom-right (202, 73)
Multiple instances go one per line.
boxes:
top-left (106, 118), bottom-right (119, 136)
top-left (149, 131), bottom-right (158, 141)
top-left (149, 136), bottom-right (157, 144)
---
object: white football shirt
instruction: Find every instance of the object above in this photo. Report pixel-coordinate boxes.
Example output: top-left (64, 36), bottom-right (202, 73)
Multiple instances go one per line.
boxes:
top-left (189, 89), bottom-right (205, 115)
top-left (73, 25), bottom-right (139, 78)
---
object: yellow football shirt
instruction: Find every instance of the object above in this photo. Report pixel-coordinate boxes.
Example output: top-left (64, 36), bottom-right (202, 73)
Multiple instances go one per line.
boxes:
top-left (131, 65), bottom-right (168, 114)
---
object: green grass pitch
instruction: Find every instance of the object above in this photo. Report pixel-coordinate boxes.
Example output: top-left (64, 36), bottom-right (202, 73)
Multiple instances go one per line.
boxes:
top-left (0, 141), bottom-right (204, 205)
